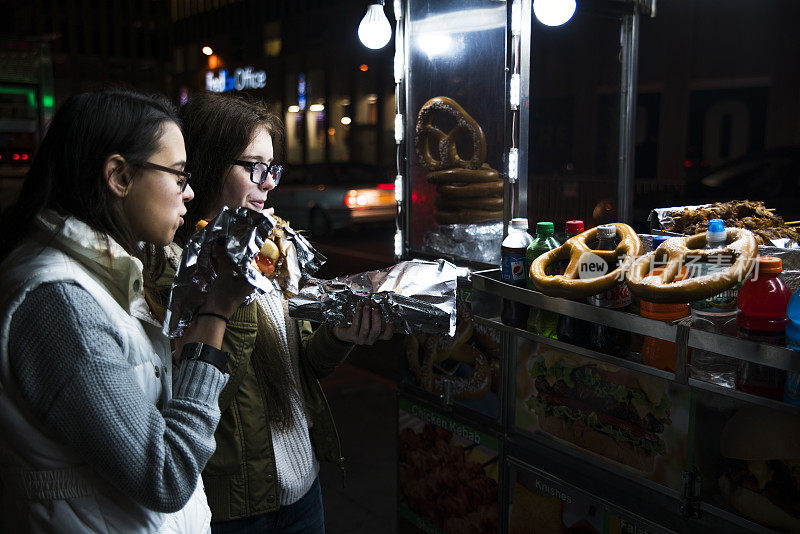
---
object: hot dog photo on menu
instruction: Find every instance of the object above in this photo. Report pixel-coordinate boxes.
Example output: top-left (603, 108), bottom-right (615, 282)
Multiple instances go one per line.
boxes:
top-left (515, 341), bottom-right (691, 490)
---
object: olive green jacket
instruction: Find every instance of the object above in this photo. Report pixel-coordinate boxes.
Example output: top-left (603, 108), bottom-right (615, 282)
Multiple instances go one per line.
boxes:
top-left (159, 245), bottom-right (353, 521)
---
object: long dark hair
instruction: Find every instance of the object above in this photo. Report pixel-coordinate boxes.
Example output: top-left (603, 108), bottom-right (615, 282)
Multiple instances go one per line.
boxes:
top-left (0, 89), bottom-right (181, 309)
top-left (179, 92), bottom-right (300, 430)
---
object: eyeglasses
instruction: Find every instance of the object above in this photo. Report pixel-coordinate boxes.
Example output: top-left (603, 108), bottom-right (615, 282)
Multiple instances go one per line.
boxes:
top-left (232, 160), bottom-right (283, 186)
top-left (133, 161), bottom-right (192, 192)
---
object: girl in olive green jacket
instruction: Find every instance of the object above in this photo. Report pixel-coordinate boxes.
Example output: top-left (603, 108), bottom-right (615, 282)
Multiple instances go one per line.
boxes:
top-left (172, 92), bottom-right (393, 534)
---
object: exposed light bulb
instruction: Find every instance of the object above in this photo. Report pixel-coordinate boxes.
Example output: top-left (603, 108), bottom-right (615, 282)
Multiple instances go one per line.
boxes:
top-left (394, 114), bottom-right (404, 143)
top-left (508, 147), bottom-right (519, 183)
top-left (394, 229), bottom-right (403, 258)
top-left (358, 3), bottom-right (392, 49)
top-left (509, 73), bottom-right (520, 109)
top-left (533, 0), bottom-right (576, 27)
top-left (511, 0), bottom-right (521, 35)
top-left (394, 174), bottom-right (403, 203)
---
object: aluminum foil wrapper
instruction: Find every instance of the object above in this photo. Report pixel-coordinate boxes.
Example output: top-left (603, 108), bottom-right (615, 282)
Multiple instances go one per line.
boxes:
top-left (422, 221), bottom-right (502, 264)
top-left (648, 204), bottom-right (713, 233)
top-left (288, 259), bottom-right (459, 336)
top-left (163, 206), bottom-right (326, 338)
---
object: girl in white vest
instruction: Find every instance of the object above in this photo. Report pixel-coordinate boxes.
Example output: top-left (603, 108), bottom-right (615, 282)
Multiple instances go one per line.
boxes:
top-left (0, 89), bottom-right (252, 533)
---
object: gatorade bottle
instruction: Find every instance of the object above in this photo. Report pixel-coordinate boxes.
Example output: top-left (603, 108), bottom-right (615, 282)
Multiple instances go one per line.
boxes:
top-left (588, 224), bottom-right (631, 358)
top-left (640, 261), bottom-right (690, 372)
top-left (526, 222), bottom-right (560, 338)
top-left (501, 218), bottom-right (534, 329)
top-left (784, 289), bottom-right (800, 406)
top-left (556, 220), bottom-right (590, 346)
top-left (689, 219), bottom-right (739, 388)
top-left (737, 256), bottom-right (791, 400)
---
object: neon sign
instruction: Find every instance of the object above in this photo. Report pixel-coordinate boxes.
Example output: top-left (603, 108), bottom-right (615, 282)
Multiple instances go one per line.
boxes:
top-left (205, 67), bottom-right (267, 92)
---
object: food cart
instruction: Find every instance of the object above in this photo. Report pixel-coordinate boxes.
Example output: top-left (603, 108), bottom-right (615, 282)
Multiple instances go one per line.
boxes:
top-left (392, 0), bottom-right (799, 533)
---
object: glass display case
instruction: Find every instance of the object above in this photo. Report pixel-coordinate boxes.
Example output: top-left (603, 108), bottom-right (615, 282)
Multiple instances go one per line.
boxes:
top-left (397, 0), bottom-right (509, 266)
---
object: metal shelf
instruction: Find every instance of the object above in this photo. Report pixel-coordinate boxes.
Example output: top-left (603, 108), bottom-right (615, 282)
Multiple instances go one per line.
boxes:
top-left (472, 268), bottom-right (800, 373)
top-left (472, 268), bottom-right (677, 341)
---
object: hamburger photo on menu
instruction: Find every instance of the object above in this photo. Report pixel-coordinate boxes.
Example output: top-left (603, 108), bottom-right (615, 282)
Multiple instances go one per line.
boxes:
top-left (718, 407), bottom-right (800, 532)
top-left (519, 346), bottom-right (672, 473)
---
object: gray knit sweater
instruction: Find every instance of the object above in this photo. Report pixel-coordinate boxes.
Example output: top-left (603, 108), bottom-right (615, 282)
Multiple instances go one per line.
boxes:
top-left (7, 281), bottom-right (227, 514)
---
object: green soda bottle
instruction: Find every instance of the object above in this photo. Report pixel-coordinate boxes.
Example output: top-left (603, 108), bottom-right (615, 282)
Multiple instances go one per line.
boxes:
top-left (525, 222), bottom-right (561, 338)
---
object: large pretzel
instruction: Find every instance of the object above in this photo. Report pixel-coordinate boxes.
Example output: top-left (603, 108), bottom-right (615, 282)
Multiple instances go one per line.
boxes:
top-left (415, 97), bottom-right (487, 171)
top-left (626, 228), bottom-right (758, 304)
top-left (437, 181), bottom-right (503, 198)
top-left (530, 223), bottom-right (643, 299)
top-left (405, 328), bottom-right (491, 401)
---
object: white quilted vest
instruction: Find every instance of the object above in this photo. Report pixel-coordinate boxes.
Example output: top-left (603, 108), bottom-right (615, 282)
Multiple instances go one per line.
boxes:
top-left (0, 213), bottom-right (211, 533)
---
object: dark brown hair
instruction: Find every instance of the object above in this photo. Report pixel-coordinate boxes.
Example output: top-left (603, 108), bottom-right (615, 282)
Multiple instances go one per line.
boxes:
top-left (0, 89), bottom-right (180, 308)
top-left (179, 92), bottom-right (301, 430)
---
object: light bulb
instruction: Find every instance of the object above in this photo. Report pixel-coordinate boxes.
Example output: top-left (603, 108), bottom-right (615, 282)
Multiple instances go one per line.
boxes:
top-left (358, 3), bottom-right (392, 49)
top-left (533, 0), bottom-right (576, 27)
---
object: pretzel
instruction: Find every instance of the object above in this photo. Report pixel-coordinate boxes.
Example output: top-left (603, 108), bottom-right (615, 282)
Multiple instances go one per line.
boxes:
top-left (437, 181), bottom-right (503, 198)
top-left (626, 228), bottom-right (757, 304)
top-left (434, 209), bottom-right (503, 225)
top-left (415, 97), bottom-right (487, 171)
top-left (530, 223), bottom-right (643, 299)
top-left (405, 331), bottom-right (491, 401)
top-left (436, 196), bottom-right (504, 211)
top-left (426, 166), bottom-right (499, 184)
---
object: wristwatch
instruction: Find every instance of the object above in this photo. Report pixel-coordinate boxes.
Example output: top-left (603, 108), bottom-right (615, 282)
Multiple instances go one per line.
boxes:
top-left (181, 342), bottom-right (230, 373)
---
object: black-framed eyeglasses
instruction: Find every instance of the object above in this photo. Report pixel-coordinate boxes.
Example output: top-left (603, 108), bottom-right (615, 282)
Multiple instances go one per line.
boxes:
top-left (133, 161), bottom-right (192, 192)
top-left (232, 160), bottom-right (283, 186)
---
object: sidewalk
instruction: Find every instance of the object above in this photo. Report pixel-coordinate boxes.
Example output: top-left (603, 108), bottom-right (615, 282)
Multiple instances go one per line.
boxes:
top-left (319, 360), bottom-right (398, 534)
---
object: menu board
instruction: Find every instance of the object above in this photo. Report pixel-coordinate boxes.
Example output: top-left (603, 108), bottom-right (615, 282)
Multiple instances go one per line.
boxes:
top-left (398, 397), bottom-right (500, 533)
top-left (509, 467), bottom-right (674, 534)
top-left (402, 283), bottom-right (502, 419)
top-left (514, 341), bottom-right (691, 491)
top-left (692, 389), bottom-right (800, 533)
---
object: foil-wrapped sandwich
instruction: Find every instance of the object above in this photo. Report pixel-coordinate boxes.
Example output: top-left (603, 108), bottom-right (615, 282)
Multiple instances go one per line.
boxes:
top-left (163, 206), bottom-right (325, 338)
top-left (288, 259), bottom-right (460, 336)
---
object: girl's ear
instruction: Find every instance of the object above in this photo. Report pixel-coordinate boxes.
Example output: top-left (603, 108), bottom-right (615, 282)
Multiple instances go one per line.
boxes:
top-left (104, 154), bottom-right (130, 198)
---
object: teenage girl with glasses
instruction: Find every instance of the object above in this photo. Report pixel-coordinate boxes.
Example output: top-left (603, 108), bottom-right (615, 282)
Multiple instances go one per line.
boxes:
top-left (168, 91), bottom-right (393, 534)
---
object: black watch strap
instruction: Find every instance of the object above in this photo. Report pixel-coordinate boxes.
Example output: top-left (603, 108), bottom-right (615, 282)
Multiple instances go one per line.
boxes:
top-left (181, 342), bottom-right (230, 373)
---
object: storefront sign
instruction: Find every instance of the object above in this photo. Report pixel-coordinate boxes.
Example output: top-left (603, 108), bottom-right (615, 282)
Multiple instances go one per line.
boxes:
top-left (205, 67), bottom-right (266, 92)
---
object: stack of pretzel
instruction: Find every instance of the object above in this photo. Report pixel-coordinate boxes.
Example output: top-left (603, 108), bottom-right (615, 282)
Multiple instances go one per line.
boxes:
top-left (415, 96), bottom-right (503, 225)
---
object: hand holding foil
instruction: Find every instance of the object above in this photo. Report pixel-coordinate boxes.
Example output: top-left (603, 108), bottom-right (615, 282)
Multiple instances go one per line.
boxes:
top-left (288, 259), bottom-right (459, 337)
top-left (163, 206), bottom-right (326, 338)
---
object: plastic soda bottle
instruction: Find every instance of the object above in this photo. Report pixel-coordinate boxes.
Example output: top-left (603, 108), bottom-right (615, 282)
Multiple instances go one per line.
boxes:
top-left (784, 289), bottom-right (800, 406)
top-left (556, 221), bottom-right (590, 346)
top-left (526, 222), bottom-right (560, 338)
top-left (640, 260), bottom-right (690, 371)
top-left (689, 219), bottom-right (740, 387)
top-left (587, 224), bottom-right (631, 357)
top-left (737, 256), bottom-right (791, 400)
top-left (500, 218), bottom-right (534, 329)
